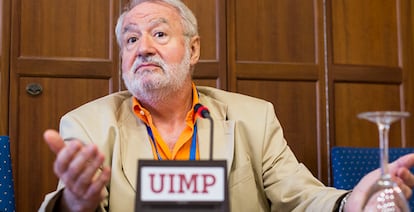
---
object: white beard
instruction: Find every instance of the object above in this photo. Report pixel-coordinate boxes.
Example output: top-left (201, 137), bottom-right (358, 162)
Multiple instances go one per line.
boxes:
top-left (123, 47), bottom-right (192, 103)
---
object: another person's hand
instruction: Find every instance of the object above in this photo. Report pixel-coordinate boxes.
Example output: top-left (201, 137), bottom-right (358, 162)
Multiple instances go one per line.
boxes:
top-left (345, 153), bottom-right (414, 211)
top-left (43, 129), bottom-right (111, 212)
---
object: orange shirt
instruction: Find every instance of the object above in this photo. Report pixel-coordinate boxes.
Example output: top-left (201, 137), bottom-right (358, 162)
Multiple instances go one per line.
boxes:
top-left (132, 83), bottom-right (200, 160)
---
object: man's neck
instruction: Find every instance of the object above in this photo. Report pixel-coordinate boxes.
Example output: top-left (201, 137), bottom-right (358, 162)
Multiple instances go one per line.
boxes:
top-left (139, 82), bottom-right (194, 151)
top-left (139, 82), bottom-right (194, 125)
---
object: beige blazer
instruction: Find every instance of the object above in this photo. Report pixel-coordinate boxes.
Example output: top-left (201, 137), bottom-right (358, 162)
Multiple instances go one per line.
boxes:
top-left (39, 86), bottom-right (346, 212)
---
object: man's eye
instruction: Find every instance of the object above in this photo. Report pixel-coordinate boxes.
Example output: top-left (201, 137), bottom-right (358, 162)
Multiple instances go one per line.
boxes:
top-left (127, 37), bottom-right (138, 44)
top-left (154, 32), bottom-right (166, 38)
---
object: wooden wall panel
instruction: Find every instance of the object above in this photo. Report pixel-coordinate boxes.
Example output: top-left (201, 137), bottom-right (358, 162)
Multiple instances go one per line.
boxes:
top-left (0, 0), bottom-right (4, 133)
top-left (402, 0), bottom-right (414, 147)
top-left (237, 80), bottom-right (319, 175)
top-left (334, 83), bottom-right (404, 147)
top-left (193, 79), bottom-right (219, 88)
top-left (183, 0), bottom-right (227, 89)
top-left (0, 0), bottom-right (3, 52)
top-left (0, 0), bottom-right (10, 135)
top-left (328, 0), bottom-right (413, 184)
top-left (9, 0), bottom-right (122, 210)
top-left (20, 0), bottom-right (110, 59)
top-left (235, 0), bottom-right (316, 63)
top-left (229, 0), bottom-right (326, 180)
top-left (16, 77), bottom-right (109, 212)
top-left (12, 0), bottom-right (119, 79)
top-left (330, 0), bottom-right (403, 83)
top-left (332, 0), bottom-right (399, 66)
top-left (329, 0), bottom-right (410, 151)
top-left (183, 0), bottom-right (216, 60)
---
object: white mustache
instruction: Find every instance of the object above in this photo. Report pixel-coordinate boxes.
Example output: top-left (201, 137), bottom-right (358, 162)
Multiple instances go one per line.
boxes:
top-left (131, 56), bottom-right (166, 73)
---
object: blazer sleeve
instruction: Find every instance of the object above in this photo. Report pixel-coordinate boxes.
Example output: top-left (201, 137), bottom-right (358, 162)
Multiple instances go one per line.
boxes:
top-left (38, 114), bottom-right (110, 212)
top-left (260, 102), bottom-right (347, 211)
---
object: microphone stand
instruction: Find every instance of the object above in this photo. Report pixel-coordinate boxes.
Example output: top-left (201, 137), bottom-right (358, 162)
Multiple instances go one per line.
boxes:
top-left (207, 116), bottom-right (214, 161)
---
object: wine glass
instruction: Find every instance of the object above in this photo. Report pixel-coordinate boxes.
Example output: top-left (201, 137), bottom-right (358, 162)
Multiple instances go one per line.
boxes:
top-left (357, 111), bottom-right (410, 212)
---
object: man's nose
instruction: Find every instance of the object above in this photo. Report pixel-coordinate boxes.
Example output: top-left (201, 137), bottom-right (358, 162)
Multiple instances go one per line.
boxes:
top-left (137, 34), bottom-right (156, 57)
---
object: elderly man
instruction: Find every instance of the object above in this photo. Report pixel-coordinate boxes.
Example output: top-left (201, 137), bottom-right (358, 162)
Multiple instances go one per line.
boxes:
top-left (39, 0), bottom-right (414, 211)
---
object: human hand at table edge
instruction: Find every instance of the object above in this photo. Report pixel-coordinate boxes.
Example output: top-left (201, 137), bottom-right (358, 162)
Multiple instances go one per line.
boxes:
top-left (43, 129), bottom-right (111, 212)
top-left (344, 153), bottom-right (414, 211)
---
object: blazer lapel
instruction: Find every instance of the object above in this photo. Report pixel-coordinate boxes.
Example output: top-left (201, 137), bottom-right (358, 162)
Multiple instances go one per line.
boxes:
top-left (198, 95), bottom-right (235, 176)
top-left (119, 112), bottom-right (153, 192)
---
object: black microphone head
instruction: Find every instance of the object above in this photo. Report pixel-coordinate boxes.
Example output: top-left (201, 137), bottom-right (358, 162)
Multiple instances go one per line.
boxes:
top-left (194, 103), bottom-right (203, 113)
top-left (194, 103), bottom-right (210, 118)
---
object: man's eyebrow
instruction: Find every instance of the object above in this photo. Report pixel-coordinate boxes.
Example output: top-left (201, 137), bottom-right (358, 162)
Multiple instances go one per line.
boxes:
top-left (122, 18), bottom-right (169, 34)
top-left (123, 23), bottom-right (139, 34)
top-left (148, 18), bottom-right (169, 28)
top-left (122, 24), bottom-right (138, 34)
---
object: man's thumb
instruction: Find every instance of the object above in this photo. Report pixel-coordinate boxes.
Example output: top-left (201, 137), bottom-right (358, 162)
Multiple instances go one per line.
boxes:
top-left (43, 129), bottom-right (65, 154)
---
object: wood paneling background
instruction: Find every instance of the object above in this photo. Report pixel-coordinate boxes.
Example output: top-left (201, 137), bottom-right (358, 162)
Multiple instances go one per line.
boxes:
top-left (228, 0), bottom-right (327, 180)
top-left (8, 0), bottom-right (122, 210)
top-left (1, 0), bottom-right (413, 211)
top-left (183, 0), bottom-right (227, 88)
top-left (0, 0), bottom-right (11, 134)
top-left (328, 0), bottom-right (412, 150)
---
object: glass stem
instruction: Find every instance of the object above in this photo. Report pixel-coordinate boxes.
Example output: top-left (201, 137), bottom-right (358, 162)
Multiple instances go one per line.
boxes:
top-left (378, 122), bottom-right (391, 179)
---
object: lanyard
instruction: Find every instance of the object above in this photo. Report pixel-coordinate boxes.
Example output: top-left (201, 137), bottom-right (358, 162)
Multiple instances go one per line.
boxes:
top-left (145, 122), bottom-right (198, 160)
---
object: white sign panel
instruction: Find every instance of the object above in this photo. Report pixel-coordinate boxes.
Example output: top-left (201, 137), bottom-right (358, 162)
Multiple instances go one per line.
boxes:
top-left (140, 166), bottom-right (225, 202)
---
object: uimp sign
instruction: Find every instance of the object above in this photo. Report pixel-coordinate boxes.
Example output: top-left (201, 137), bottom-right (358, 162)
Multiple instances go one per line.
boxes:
top-left (136, 160), bottom-right (228, 212)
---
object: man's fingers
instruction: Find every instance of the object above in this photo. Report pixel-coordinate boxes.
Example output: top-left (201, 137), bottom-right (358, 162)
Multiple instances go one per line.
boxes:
top-left (83, 166), bottom-right (111, 200)
top-left (397, 168), bottom-right (414, 188)
top-left (56, 141), bottom-right (95, 192)
top-left (393, 176), bottom-right (413, 199)
top-left (392, 153), bottom-right (414, 170)
top-left (70, 145), bottom-right (103, 196)
top-left (43, 129), bottom-right (65, 154)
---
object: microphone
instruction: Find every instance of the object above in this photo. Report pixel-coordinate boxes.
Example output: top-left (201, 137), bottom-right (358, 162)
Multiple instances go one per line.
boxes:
top-left (194, 103), bottom-right (214, 160)
top-left (194, 103), bottom-right (211, 118)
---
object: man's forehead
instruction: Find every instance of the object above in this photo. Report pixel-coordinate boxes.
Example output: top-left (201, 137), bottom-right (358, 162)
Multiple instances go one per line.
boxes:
top-left (123, 18), bottom-right (169, 33)
top-left (122, 2), bottom-right (180, 31)
top-left (126, 1), bottom-right (179, 21)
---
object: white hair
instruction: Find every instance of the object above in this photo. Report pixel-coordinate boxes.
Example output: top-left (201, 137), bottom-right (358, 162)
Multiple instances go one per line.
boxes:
top-left (115, 0), bottom-right (198, 49)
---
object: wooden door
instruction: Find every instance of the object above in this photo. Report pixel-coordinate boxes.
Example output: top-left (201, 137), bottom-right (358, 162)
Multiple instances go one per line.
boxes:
top-left (228, 0), bottom-right (327, 181)
top-left (228, 0), bottom-right (414, 185)
top-left (185, 0), bottom-right (227, 89)
top-left (9, 0), bottom-right (122, 210)
top-left (329, 0), bottom-right (414, 148)
top-left (0, 0), bottom-right (11, 135)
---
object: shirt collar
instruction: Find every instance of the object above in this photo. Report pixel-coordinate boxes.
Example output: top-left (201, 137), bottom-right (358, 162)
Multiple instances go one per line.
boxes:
top-left (132, 82), bottom-right (199, 125)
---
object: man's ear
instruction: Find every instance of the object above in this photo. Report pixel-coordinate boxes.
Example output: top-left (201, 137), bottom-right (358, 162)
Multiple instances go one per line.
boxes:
top-left (189, 36), bottom-right (200, 65)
